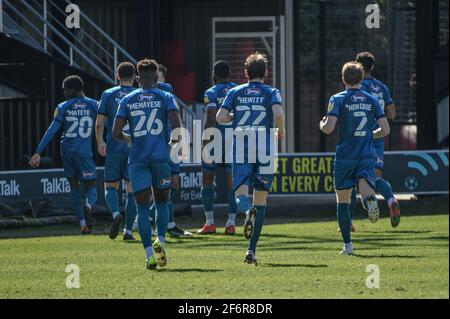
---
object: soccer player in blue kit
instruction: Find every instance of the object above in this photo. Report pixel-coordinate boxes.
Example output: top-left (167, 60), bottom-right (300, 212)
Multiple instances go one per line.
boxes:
top-left (147, 63), bottom-right (192, 238)
top-left (30, 76), bottom-right (98, 235)
top-left (198, 60), bottom-right (238, 235)
top-left (217, 52), bottom-right (285, 265)
top-left (112, 59), bottom-right (182, 270)
top-left (96, 62), bottom-right (137, 241)
top-left (354, 52), bottom-right (401, 228)
top-left (320, 62), bottom-right (390, 255)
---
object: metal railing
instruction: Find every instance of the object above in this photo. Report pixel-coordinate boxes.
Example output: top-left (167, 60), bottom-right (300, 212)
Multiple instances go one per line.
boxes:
top-left (1, 0), bottom-right (137, 84)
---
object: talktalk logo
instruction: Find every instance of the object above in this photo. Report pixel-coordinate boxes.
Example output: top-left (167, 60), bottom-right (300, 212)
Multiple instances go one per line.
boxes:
top-left (138, 93), bottom-right (155, 101)
top-left (244, 88), bottom-right (262, 96)
top-left (0, 180), bottom-right (21, 196)
top-left (41, 178), bottom-right (71, 195)
top-left (351, 94), bottom-right (366, 102)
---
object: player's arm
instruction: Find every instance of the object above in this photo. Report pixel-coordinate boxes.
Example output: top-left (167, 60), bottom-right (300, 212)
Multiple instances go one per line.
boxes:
top-left (373, 117), bottom-right (390, 139)
top-left (272, 103), bottom-right (285, 140)
top-left (95, 93), bottom-right (109, 156)
top-left (95, 114), bottom-right (107, 156)
top-left (29, 117), bottom-right (63, 168)
top-left (320, 116), bottom-right (338, 135)
top-left (216, 108), bottom-right (233, 124)
top-left (203, 92), bottom-right (218, 146)
top-left (112, 98), bottom-right (131, 145)
top-left (168, 110), bottom-right (182, 144)
top-left (385, 103), bottom-right (396, 121)
top-left (112, 117), bottom-right (131, 145)
top-left (320, 96), bottom-right (339, 135)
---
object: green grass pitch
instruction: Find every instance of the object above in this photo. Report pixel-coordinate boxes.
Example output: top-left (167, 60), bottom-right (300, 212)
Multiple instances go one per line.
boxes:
top-left (0, 214), bottom-right (448, 299)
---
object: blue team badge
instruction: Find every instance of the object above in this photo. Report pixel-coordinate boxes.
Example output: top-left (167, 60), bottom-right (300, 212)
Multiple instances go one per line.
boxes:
top-left (223, 87), bottom-right (230, 95)
top-left (351, 94), bottom-right (366, 103)
top-left (245, 88), bottom-right (262, 96)
top-left (138, 93), bottom-right (155, 101)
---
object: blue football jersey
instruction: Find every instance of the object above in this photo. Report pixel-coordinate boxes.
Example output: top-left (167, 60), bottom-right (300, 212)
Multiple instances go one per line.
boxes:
top-left (221, 82), bottom-right (282, 162)
top-left (158, 82), bottom-right (174, 94)
top-left (204, 82), bottom-right (238, 137)
top-left (98, 86), bottom-right (136, 154)
top-left (116, 88), bottom-right (179, 164)
top-left (327, 88), bottom-right (385, 160)
top-left (361, 77), bottom-right (393, 136)
top-left (52, 97), bottom-right (98, 157)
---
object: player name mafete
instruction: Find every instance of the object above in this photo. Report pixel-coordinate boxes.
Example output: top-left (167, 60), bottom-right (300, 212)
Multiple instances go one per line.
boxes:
top-left (66, 109), bottom-right (92, 116)
top-left (41, 178), bottom-right (71, 194)
top-left (0, 180), bottom-right (21, 196)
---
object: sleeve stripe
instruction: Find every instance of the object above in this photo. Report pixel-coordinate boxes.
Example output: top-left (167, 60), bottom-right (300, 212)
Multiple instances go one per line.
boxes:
top-left (376, 115), bottom-right (386, 120)
top-left (327, 113), bottom-right (339, 117)
top-left (206, 103), bottom-right (217, 108)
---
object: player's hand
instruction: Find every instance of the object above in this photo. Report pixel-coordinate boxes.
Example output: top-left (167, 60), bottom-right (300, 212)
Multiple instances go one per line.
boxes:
top-left (98, 143), bottom-right (107, 157)
top-left (29, 153), bottom-right (41, 168)
top-left (277, 128), bottom-right (286, 140)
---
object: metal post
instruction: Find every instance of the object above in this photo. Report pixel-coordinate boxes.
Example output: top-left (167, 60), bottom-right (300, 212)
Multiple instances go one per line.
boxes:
top-left (319, 0), bottom-right (327, 152)
top-left (43, 0), bottom-right (47, 51)
top-left (0, 0), bottom-right (3, 33)
top-left (114, 46), bottom-right (118, 83)
top-left (69, 46), bottom-right (73, 66)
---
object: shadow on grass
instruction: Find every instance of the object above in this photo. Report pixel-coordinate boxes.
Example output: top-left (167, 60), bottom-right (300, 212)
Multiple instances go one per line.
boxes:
top-left (352, 254), bottom-right (423, 259)
top-left (157, 268), bottom-right (223, 273)
top-left (263, 263), bottom-right (328, 268)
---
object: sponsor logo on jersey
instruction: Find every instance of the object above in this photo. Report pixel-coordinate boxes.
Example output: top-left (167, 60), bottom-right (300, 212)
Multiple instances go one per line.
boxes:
top-left (351, 94), bottom-right (366, 103)
top-left (370, 84), bottom-right (381, 93)
top-left (244, 88), bottom-right (262, 96)
top-left (82, 171), bottom-right (95, 179)
top-left (73, 103), bottom-right (87, 109)
top-left (160, 177), bottom-right (171, 187)
top-left (138, 93), bottom-right (156, 101)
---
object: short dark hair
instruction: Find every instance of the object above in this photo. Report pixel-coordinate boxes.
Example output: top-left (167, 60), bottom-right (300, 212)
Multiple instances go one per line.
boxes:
top-left (158, 64), bottom-right (168, 77)
top-left (342, 62), bottom-right (364, 86)
top-left (213, 60), bottom-right (230, 79)
top-left (356, 51), bottom-right (375, 73)
top-left (137, 59), bottom-right (158, 75)
top-left (245, 52), bottom-right (268, 80)
top-left (117, 62), bottom-right (136, 80)
top-left (63, 75), bottom-right (84, 92)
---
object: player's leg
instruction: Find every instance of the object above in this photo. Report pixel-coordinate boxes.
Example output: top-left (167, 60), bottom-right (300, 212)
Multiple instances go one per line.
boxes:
top-left (76, 156), bottom-right (97, 229)
top-left (123, 180), bottom-right (137, 241)
top-left (129, 162), bottom-right (155, 269)
top-left (334, 159), bottom-right (356, 255)
top-left (375, 168), bottom-right (401, 227)
top-left (103, 154), bottom-right (124, 239)
top-left (373, 141), bottom-right (400, 227)
top-left (167, 173), bottom-right (192, 238)
top-left (67, 177), bottom-right (90, 234)
top-left (151, 162), bottom-right (172, 267)
top-left (340, 187), bottom-right (356, 233)
top-left (335, 188), bottom-right (353, 255)
top-left (198, 166), bottom-right (217, 234)
top-left (224, 167), bottom-right (238, 235)
top-left (357, 159), bottom-right (380, 224)
top-left (245, 168), bottom-right (274, 265)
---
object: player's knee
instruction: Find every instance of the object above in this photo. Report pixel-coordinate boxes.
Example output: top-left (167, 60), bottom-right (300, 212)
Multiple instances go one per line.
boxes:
top-left (105, 181), bottom-right (120, 190)
top-left (202, 171), bottom-right (215, 187)
top-left (336, 189), bottom-right (351, 203)
top-left (154, 188), bottom-right (170, 202)
top-left (375, 169), bottom-right (383, 178)
top-left (171, 176), bottom-right (180, 190)
top-left (253, 190), bottom-right (268, 206)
